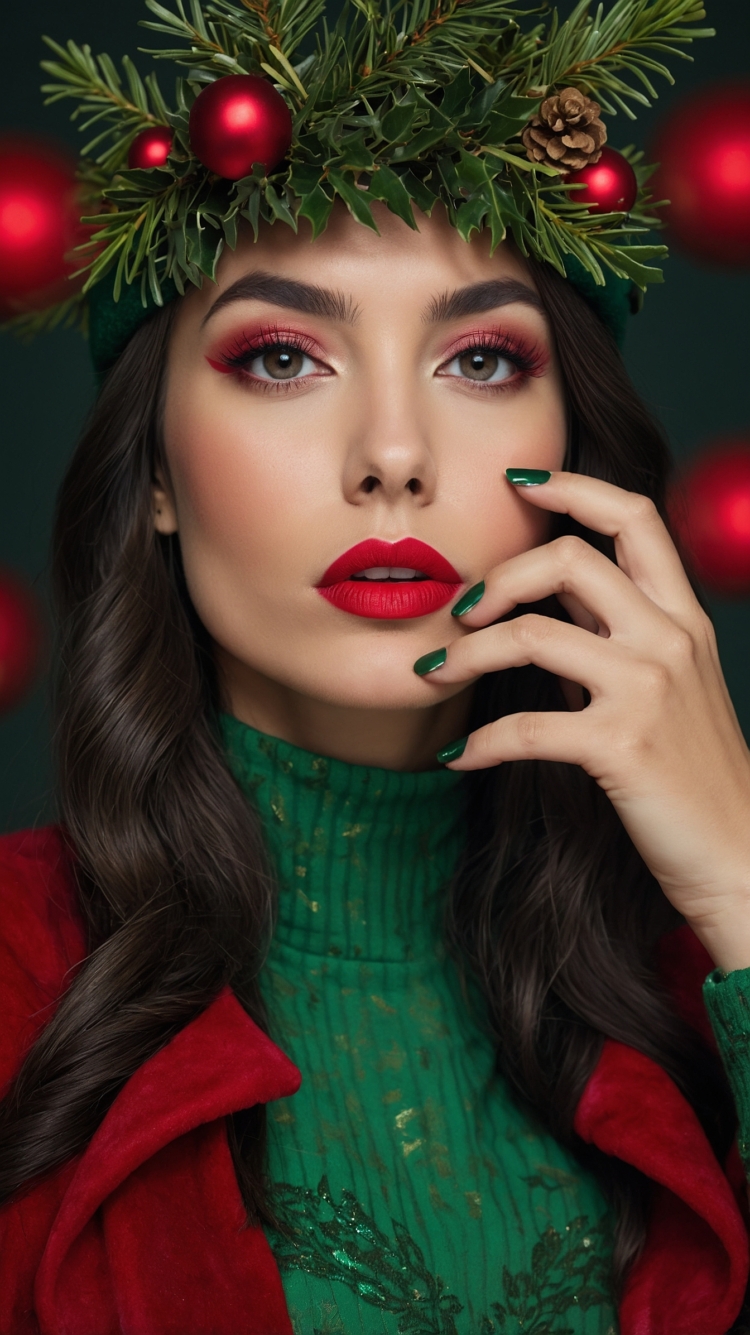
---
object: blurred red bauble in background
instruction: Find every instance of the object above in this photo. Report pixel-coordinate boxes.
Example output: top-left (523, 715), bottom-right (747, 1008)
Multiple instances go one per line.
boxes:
top-left (127, 125), bottom-right (174, 170)
top-left (651, 84), bottom-right (750, 266)
top-left (669, 439), bottom-right (750, 596)
top-left (189, 75), bottom-right (293, 180)
top-left (0, 136), bottom-right (87, 318)
top-left (565, 146), bottom-right (638, 214)
top-left (0, 568), bottom-right (44, 715)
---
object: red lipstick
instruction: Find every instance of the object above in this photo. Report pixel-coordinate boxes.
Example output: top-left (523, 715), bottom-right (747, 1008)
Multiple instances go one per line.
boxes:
top-left (318, 538), bottom-right (462, 619)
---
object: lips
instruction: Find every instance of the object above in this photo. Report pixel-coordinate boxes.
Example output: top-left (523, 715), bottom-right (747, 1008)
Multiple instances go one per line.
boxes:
top-left (318, 538), bottom-right (462, 620)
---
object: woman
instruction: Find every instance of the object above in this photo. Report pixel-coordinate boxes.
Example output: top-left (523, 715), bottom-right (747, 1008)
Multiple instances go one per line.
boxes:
top-left (2, 1), bottom-right (750, 1331)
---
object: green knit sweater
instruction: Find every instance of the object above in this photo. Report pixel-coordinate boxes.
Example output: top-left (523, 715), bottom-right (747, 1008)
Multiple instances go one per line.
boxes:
top-left (222, 714), bottom-right (750, 1335)
top-left (222, 716), bottom-right (618, 1334)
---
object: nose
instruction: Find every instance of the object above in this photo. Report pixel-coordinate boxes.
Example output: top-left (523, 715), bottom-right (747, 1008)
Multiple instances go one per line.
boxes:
top-left (341, 379), bottom-right (437, 508)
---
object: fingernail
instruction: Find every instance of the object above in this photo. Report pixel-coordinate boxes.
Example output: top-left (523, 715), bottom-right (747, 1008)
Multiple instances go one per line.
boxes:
top-left (506, 468), bottom-right (551, 487)
top-left (451, 580), bottom-right (485, 618)
top-left (413, 647), bottom-right (447, 676)
top-left (437, 736), bottom-right (467, 764)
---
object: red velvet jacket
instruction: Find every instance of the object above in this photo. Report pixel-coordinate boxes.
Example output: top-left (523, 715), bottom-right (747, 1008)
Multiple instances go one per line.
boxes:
top-left (0, 825), bottom-right (748, 1335)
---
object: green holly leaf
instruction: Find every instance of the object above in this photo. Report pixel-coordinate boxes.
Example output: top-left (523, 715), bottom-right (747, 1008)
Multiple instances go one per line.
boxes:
top-left (297, 184), bottom-right (334, 238)
top-left (380, 101), bottom-right (418, 145)
top-left (455, 195), bottom-right (490, 241)
top-left (331, 140), bottom-right (376, 172)
top-left (440, 67), bottom-right (477, 121)
top-left (482, 95), bottom-right (542, 144)
top-left (486, 180), bottom-right (516, 251)
top-left (264, 183), bottom-right (298, 229)
top-left (185, 221), bottom-right (222, 279)
top-left (455, 149), bottom-right (489, 193)
top-left (328, 170), bottom-right (378, 231)
top-left (391, 121), bottom-right (454, 163)
top-left (240, 184), bottom-right (262, 239)
top-left (400, 170), bottom-right (438, 217)
top-left (366, 165), bottom-right (417, 229)
top-left (222, 210), bottom-right (239, 249)
top-left (465, 77), bottom-right (511, 127)
top-left (288, 163), bottom-right (323, 196)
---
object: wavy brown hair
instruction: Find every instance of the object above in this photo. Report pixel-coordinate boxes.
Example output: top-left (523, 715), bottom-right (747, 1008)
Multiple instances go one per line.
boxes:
top-left (0, 260), bottom-right (735, 1292)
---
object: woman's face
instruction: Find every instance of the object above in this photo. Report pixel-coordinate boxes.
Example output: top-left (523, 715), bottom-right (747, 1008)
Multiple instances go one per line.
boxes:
top-left (160, 205), bottom-right (567, 755)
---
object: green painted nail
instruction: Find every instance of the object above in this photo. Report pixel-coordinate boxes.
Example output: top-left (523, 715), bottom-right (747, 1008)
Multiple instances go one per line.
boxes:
top-left (437, 736), bottom-right (467, 764)
top-left (506, 468), bottom-right (551, 487)
top-left (413, 647), bottom-right (447, 676)
top-left (451, 580), bottom-right (485, 618)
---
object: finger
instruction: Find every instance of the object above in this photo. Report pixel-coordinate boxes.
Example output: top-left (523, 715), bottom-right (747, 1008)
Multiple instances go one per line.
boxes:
top-left (503, 470), bottom-right (697, 622)
top-left (442, 709), bottom-right (591, 770)
top-left (556, 590), bottom-right (600, 636)
top-left (418, 614), bottom-right (618, 694)
top-left (455, 532), bottom-right (665, 642)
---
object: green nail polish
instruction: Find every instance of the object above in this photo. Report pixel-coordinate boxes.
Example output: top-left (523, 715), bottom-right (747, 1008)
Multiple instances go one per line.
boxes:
top-left (413, 647), bottom-right (447, 676)
top-left (437, 736), bottom-right (467, 764)
top-left (506, 468), bottom-right (551, 487)
top-left (451, 580), bottom-right (485, 618)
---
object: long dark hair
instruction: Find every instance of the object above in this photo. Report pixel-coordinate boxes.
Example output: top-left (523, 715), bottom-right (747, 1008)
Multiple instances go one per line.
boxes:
top-left (0, 260), bottom-right (734, 1290)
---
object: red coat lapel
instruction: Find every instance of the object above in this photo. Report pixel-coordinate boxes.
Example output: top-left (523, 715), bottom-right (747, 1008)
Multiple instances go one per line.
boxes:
top-left (574, 928), bottom-right (750, 1335)
top-left (34, 988), bottom-right (300, 1335)
top-left (3, 832), bottom-right (750, 1333)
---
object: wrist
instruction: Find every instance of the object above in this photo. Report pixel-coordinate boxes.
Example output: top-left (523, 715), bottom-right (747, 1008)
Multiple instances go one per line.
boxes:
top-left (685, 907), bottom-right (750, 975)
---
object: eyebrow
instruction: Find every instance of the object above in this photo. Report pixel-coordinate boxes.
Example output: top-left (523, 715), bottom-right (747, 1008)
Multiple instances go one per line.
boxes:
top-left (426, 279), bottom-right (544, 323)
top-left (202, 270), bottom-right (358, 326)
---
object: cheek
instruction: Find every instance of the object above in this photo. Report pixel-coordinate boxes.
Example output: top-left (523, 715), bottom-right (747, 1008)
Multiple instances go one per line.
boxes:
top-left (162, 386), bottom-right (339, 667)
top-left (438, 382), bottom-right (567, 565)
top-left (165, 390), bottom-right (320, 583)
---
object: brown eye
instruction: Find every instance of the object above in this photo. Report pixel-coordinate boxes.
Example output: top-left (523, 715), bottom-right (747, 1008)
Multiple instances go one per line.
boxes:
top-left (440, 347), bottom-right (517, 385)
top-left (261, 346), bottom-right (306, 379)
top-left (459, 350), bottom-right (500, 381)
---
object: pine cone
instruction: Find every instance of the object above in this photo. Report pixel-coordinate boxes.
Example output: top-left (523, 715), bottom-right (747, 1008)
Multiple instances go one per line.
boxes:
top-left (522, 87), bottom-right (607, 171)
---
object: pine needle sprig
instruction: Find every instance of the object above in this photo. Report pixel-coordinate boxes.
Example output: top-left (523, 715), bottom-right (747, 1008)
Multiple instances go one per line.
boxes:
top-left (41, 39), bottom-right (173, 174)
top-left (515, 0), bottom-right (714, 117)
top-left (6, 0), bottom-right (714, 336)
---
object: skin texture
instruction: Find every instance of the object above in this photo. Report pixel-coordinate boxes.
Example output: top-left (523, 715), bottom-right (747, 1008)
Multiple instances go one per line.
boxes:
top-left (158, 204), bottom-right (566, 769)
top-left (157, 204), bottom-right (750, 971)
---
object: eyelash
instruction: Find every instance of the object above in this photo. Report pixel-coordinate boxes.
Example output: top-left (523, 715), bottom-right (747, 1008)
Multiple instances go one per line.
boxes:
top-left (209, 326), bottom-right (325, 393)
top-left (439, 328), bottom-right (546, 391)
top-left (209, 324), bottom-right (546, 393)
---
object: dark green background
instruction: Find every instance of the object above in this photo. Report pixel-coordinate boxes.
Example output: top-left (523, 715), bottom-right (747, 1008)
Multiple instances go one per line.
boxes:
top-left (1, 1), bottom-right (748, 832)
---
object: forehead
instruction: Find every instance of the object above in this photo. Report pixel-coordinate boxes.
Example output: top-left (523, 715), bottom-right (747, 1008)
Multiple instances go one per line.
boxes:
top-left (182, 201), bottom-right (537, 325)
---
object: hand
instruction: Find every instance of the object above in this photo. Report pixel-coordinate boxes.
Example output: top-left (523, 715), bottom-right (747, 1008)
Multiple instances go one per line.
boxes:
top-left (418, 472), bottom-right (750, 972)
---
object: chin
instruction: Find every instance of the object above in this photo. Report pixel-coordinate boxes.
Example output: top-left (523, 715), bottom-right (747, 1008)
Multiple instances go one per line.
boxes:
top-left (310, 678), bottom-right (463, 712)
top-left (294, 654), bottom-right (464, 713)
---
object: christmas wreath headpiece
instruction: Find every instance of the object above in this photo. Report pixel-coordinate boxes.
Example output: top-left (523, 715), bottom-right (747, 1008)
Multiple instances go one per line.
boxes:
top-left (8, 0), bottom-right (713, 369)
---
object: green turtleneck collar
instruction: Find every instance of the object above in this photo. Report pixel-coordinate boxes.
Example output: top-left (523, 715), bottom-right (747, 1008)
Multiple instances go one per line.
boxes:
top-left (221, 713), bottom-right (467, 965)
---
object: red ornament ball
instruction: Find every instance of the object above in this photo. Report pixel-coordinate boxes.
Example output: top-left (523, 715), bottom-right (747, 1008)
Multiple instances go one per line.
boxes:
top-left (565, 146), bottom-right (638, 215)
top-left (651, 83), bottom-right (750, 266)
top-left (0, 136), bottom-right (85, 317)
top-left (189, 75), bottom-right (293, 180)
top-left (128, 125), bottom-right (174, 170)
top-left (0, 568), bottom-right (44, 715)
top-left (669, 439), bottom-right (750, 597)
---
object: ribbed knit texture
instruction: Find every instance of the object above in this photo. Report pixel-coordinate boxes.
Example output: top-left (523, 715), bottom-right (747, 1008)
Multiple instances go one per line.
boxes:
top-left (222, 715), bottom-right (617, 1335)
top-left (704, 967), bottom-right (750, 1175)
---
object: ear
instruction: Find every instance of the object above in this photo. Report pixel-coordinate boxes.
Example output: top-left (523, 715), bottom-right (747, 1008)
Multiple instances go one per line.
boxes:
top-left (152, 468), bottom-right (179, 535)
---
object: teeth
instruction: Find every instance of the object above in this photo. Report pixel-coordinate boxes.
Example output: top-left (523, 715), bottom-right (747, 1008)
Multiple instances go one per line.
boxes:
top-left (353, 567), bottom-right (428, 582)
